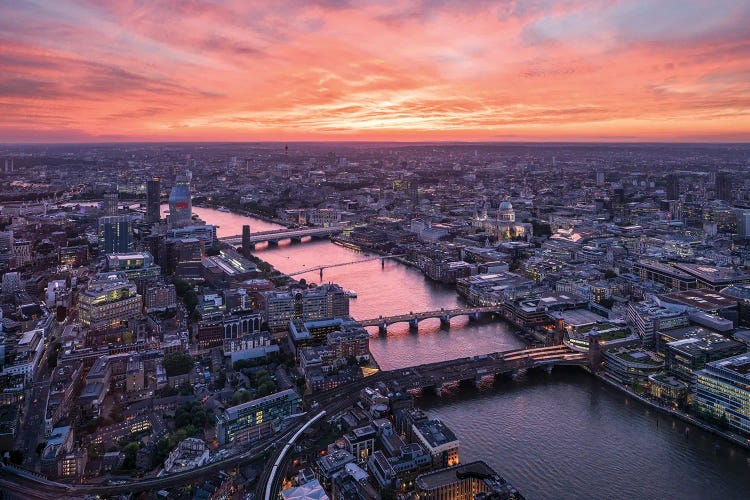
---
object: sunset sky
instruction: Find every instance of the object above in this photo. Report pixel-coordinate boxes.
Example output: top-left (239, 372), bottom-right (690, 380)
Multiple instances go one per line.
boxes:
top-left (1, 0), bottom-right (749, 142)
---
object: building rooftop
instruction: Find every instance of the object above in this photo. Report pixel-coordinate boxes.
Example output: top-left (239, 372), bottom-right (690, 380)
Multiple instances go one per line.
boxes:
top-left (414, 419), bottom-right (458, 449)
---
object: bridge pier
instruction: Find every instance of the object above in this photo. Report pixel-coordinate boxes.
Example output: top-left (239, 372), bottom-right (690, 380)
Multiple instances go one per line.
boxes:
top-left (381, 258), bottom-right (385, 269)
top-left (468, 311), bottom-right (481, 322)
top-left (267, 240), bottom-right (279, 247)
top-left (320, 268), bottom-right (324, 280)
top-left (409, 318), bottom-right (419, 330)
top-left (378, 323), bottom-right (388, 335)
top-left (545, 365), bottom-right (553, 374)
top-left (440, 315), bottom-right (451, 329)
top-left (290, 236), bottom-right (303, 244)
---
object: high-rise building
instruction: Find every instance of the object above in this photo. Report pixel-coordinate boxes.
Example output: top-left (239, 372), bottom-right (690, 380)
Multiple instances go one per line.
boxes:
top-left (596, 171), bottom-right (605, 186)
top-left (665, 173), bottom-right (680, 200)
top-left (716, 171), bottom-right (733, 202)
top-left (737, 210), bottom-right (750, 239)
top-left (146, 176), bottom-right (161, 224)
top-left (102, 192), bottom-right (118, 216)
top-left (99, 216), bottom-right (132, 254)
top-left (168, 173), bottom-right (192, 228)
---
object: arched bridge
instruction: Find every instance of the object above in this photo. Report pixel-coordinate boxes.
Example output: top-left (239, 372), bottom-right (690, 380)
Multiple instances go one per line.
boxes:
top-left (219, 225), bottom-right (347, 247)
top-left (358, 306), bottom-right (503, 334)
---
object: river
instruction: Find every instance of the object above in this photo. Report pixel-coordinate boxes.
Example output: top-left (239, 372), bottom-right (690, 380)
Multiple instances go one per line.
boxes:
top-left (193, 206), bottom-right (750, 499)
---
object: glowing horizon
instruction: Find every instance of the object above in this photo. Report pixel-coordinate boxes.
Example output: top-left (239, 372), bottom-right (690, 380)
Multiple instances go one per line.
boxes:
top-left (1, 0), bottom-right (749, 143)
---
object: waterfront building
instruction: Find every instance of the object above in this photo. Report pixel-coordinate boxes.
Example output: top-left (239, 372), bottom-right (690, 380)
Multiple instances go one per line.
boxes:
top-left (169, 224), bottom-right (217, 247)
top-left (202, 247), bottom-right (259, 287)
top-left (265, 284), bottom-right (349, 332)
top-left (78, 274), bottom-right (142, 331)
top-left (414, 461), bottom-right (522, 500)
top-left (694, 353), bottom-right (750, 435)
top-left (665, 332), bottom-right (746, 383)
top-left (602, 347), bottom-right (664, 386)
top-left (168, 173), bottom-right (192, 228)
top-left (412, 419), bottom-right (459, 469)
top-left (648, 373), bottom-right (689, 408)
top-left (216, 388), bottom-right (300, 446)
top-left (99, 216), bottom-right (132, 254)
top-left (146, 176), bottom-right (161, 223)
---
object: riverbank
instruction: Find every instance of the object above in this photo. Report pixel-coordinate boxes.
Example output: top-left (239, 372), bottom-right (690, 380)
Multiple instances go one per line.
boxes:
top-left (197, 202), bottom-right (291, 227)
top-left (593, 371), bottom-right (750, 451)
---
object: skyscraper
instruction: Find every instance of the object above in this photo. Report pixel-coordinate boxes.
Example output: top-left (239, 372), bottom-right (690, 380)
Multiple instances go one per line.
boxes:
top-left (665, 173), bottom-right (680, 200)
top-left (716, 171), bottom-right (733, 202)
top-left (596, 171), bottom-right (605, 186)
top-left (146, 176), bottom-right (161, 224)
top-left (103, 192), bottom-right (118, 216)
top-left (99, 216), bottom-right (132, 254)
top-left (168, 172), bottom-right (192, 228)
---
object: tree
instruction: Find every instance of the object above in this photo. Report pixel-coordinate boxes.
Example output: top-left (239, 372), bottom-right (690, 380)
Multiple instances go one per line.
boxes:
top-left (232, 390), bottom-right (250, 405)
top-left (163, 352), bottom-right (194, 377)
top-left (121, 441), bottom-right (141, 469)
top-left (9, 449), bottom-right (23, 465)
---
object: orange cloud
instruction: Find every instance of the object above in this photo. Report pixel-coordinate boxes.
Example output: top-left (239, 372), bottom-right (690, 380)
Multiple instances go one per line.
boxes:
top-left (0, 0), bottom-right (748, 142)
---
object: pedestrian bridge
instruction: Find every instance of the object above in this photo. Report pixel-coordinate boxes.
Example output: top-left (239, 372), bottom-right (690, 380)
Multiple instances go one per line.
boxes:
top-left (358, 306), bottom-right (503, 334)
top-left (219, 225), bottom-right (347, 247)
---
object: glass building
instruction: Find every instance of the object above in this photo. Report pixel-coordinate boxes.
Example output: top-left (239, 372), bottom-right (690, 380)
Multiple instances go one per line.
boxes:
top-left (168, 173), bottom-right (192, 228)
top-left (216, 389), bottom-right (300, 445)
top-left (98, 216), bottom-right (132, 254)
top-left (694, 353), bottom-right (750, 436)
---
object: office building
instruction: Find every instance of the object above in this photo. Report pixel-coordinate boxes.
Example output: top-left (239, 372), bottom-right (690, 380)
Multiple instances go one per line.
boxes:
top-left (168, 173), bottom-right (192, 228)
top-left (105, 252), bottom-right (161, 285)
top-left (144, 283), bottom-right (177, 313)
top-left (78, 274), bottom-right (142, 331)
top-left (736, 210), bottom-right (750, 240)
top-left (216, 389), bottom-right (300, 445)
top-left (99, 216), bottom-right (132, 254)
top-left (412, 419), bottom-right (459, 468)
top-left (694, 353), bottom-right (750, 435)
top-left (146, 176), bottom-right (161, 223)
top-left (666, 332), bottom-right (746, 383)
top-left (265, 284), bottom-right (349, 332)
top-left (103, 192), bottom-right (118, 216)
top-left (665, 173), bottom-right (680, 200)
top-left (715, 171), bottom-right (733, 202)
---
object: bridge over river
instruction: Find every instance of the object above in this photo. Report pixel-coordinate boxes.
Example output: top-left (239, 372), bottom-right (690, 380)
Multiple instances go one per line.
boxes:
top-left (1, 345), bottom-right (591, 499)
top-left (358, 305), bottom-right (504, 334)
top-left (219, 225), bottom-right (346, 247)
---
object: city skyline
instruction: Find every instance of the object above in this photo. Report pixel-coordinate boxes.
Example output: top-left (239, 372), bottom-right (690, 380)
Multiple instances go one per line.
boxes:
top-left (1, 0), bottom-right (750, 143)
